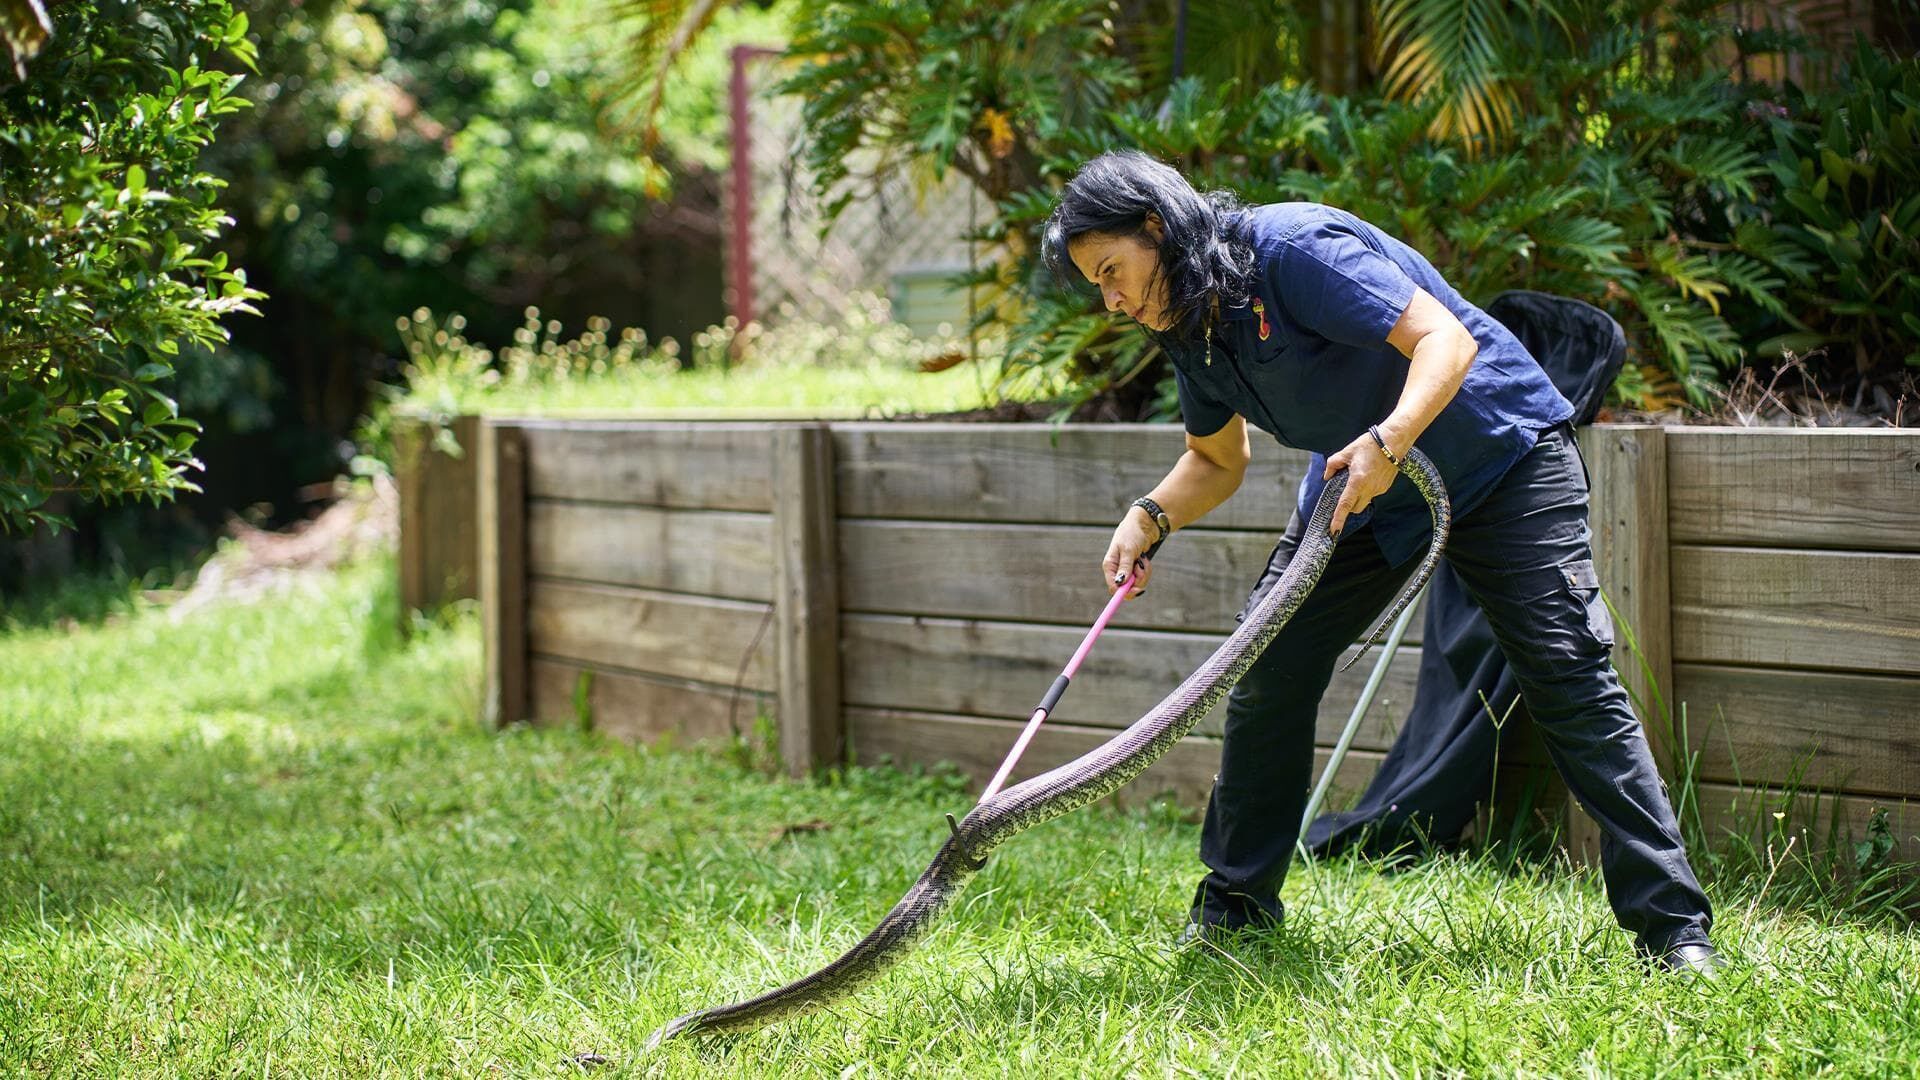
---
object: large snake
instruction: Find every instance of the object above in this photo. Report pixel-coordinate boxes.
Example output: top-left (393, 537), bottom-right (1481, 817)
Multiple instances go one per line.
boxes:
top-left (646, 449), bottom-right (1451, 1049)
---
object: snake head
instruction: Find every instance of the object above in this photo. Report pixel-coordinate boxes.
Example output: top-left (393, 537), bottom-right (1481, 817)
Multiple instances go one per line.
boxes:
top-left (643, 1011), bottom-right (701, 1051)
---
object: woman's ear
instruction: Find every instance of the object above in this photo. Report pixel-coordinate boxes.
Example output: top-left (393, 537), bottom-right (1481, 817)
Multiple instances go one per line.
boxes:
top-left (1142, 211), bottom-right (1166, 245)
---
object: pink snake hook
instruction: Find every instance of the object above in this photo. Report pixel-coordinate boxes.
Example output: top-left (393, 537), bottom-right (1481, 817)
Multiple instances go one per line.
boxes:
top-left (976, 563), bottom-right (1142, 803)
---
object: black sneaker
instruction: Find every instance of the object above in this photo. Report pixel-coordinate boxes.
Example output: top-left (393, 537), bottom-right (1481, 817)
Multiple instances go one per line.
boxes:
top-left (1649, 941), bottom-right (1729, 979)
top-left (1174, 920), bottom-right (1219, 949)
top-left (1174, 913), bottom-right (1282, 951)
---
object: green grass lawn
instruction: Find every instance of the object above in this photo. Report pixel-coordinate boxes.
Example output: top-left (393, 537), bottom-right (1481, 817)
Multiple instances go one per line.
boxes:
top-left (381, 298), bottom-right (1053, 423)
top-left (1, 562), bottom-right (1915, 1076)
top-left (465, 360), bottom-right (1009, 418)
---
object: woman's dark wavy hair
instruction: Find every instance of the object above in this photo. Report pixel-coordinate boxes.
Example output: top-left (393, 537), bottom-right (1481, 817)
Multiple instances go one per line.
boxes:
top-left (1041, 150), bottom-right (1253, 346)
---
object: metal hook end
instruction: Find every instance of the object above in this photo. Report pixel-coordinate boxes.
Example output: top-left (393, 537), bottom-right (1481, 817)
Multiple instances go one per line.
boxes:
top-left (945, 812), bottom-right (987, 869)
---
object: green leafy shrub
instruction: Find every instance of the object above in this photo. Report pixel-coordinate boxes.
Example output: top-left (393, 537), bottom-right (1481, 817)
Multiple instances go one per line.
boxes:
top-left (1269, 38), bottom-right (1775, 410)
top-left (1740, 45), bottom-right (1920, 373)
top-left (777, 0), bottom-right (1916, 416)
top-left (355, 298), bottom-right (997, 467)
top-left (0, 0), bottom-right (262, 531)
top-left (200, 0), bottom-right (702, 380)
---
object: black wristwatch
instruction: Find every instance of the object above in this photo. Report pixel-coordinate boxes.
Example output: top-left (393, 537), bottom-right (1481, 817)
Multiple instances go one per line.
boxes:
top-left (1131, 496), bottom-right (1172, 559)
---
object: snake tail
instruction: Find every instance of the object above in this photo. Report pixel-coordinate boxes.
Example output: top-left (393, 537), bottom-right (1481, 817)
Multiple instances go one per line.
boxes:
top-left (647, 448), bottom-right (1450, 1048)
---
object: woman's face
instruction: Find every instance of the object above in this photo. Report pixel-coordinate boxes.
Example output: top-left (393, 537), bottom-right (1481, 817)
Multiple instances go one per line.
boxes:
top-left (1067, 214), bottom-right (1170, 331)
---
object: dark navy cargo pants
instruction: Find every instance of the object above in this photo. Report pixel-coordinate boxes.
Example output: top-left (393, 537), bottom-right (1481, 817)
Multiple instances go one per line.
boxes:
top-left (1192, 424), bottom-right (1713, 954)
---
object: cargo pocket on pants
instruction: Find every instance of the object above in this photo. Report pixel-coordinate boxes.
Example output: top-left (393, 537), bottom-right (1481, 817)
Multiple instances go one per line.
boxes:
top-left (1560, 558), bottom-right (1616, 649)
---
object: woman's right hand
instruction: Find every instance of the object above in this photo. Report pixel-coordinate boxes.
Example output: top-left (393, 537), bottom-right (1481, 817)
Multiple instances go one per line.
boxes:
top-left (1102, 507), bottom-right (1160, 599)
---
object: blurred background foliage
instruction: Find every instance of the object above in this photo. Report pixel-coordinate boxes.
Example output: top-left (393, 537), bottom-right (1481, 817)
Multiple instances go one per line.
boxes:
top-left (1, 0), bottom-right (782, 587)
top-left (2, 0), bottom-right (1916, 590)
top-left (357, 296), bottom-right (992, 472)
top-left (769, 0), bottom-right (1919, 418)
top-left (189, 0), bottom-right (783, 524)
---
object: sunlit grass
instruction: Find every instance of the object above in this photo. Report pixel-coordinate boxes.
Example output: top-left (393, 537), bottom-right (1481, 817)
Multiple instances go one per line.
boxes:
top-left (466, 359), bottom-right (1008, 418)
top-left (0, 561), bottom-right (1914, 1075)
top-left (378, 296), bottom-right (1047, 424)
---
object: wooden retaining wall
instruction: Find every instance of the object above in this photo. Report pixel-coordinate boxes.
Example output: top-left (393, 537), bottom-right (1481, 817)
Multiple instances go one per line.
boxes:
top-left (463, 419), bottom-right (1920, 865)
top-left (1660, 429), bottom-right (1920, 864)
top-left (832, 422), bottom-right (1420, 811)
top-left (394, 414), bottom-right (481, 618)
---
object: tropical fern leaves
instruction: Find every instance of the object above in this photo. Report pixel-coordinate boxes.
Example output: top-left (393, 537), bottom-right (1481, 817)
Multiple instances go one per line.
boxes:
top-left (597, 0), bottom-right (1917, 411)
top-left (779, 0), bottom-right (1132, 200)
top-left (1374, 0), bottom-right (1566, 151)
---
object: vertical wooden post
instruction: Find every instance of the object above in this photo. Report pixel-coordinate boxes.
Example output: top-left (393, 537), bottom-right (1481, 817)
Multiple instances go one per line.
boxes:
top-left (771, 423), bottom-right (844, 776)
top-left (1574, 424), bottom-right (1673, 862)
top-left (395, 414), bottom-right (483, 632)
top-left (440, 414), bottom-right (481, 605)
top-left (394, 415), bottom-right (429, 625)
top-left (479, 420), bottom-right (529, 729)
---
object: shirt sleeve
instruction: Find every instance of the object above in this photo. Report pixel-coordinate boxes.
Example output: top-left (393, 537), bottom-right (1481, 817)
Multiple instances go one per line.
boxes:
top-left (1174, 366), bottom-right (1234, 438)
top-left (1271, 218), bottom-right (1419, 350)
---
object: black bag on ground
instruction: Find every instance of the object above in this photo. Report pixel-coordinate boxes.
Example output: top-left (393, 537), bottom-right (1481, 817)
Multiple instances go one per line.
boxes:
top-left (1302, 290), bottom-right (1627, 859)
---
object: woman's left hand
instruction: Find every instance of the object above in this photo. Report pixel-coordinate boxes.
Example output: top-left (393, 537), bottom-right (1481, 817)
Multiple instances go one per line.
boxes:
top-left (1323, 430), bottom-right (1403, 539)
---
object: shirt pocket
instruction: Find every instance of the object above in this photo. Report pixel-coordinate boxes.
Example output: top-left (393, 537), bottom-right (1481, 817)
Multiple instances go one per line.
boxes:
top-left (1246, 335), bottom-right (1291, 366)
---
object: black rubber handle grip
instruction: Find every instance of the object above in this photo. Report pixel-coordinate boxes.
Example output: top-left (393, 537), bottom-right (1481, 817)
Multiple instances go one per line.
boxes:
top-left (1036, 674), bottom-right (1072, 715)
top-left (1142, 532), bottom-right (1167, 563)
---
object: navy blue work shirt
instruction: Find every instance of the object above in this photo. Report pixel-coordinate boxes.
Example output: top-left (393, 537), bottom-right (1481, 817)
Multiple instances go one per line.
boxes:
top-left (1173, 203), bottom-right (1576, 567)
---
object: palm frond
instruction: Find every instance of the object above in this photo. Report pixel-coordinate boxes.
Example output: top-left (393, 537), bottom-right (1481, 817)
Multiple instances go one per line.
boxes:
top-left (1644, 243), bottom-right (1730, 315)
top-left (1375, 0), bottom-right (1529, 151)
top-left (1658, 135), bottom-right (1765, 203)
top-left (606, 0), bottom-right (732, 143)
top-left (1532, 214), bottom-right (1631, 272)
top-left (1709, 252), bottom-right (1791, 320)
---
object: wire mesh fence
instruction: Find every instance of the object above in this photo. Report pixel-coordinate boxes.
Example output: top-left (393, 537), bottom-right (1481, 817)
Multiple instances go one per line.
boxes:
top-left (725, 50), bottom-right (986, 338)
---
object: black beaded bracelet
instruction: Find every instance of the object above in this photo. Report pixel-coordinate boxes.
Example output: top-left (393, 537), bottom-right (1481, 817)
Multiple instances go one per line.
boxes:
top-left (1131, 496), bottom-right (1171, 541)
top-left (1131, 496), bottom-right (1171, 560)
top-left (1367, 424), bottom-right (1402, 468)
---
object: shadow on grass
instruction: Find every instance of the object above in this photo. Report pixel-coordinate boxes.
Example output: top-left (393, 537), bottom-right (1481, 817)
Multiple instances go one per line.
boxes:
top-left (0, 624), bottom-right (662, 981)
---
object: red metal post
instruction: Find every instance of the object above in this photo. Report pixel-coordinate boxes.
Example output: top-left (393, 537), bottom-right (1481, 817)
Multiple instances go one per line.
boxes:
top-left (727, 46), bottom-right (777, 328)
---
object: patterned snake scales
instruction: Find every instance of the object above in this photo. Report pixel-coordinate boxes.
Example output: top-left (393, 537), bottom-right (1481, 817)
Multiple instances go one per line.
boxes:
top-left (647, 448), bottom-right (1450, 1049)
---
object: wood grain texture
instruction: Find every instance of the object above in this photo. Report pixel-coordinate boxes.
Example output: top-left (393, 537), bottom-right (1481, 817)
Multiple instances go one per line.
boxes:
top-left (845, 713), bottom-right (1912, 867)
top-left (771, 423), bottom-right (845, 776)
top-left (1689, 780), bottom-right (1918, 867)
top-left (1672, 664), bottom-right (1920, 799)
top-left (1670, 545), bottom-right (1920, 675)
top-left (1667, 428), bottom-right (1920, 551)
top-left (839, 613), bottom-right (1420, 746)
top-left (846, 707), bottom-right (1386, 812)
top-left (529, 658), bottom-right (770, 746)
top-left (832, 422), bottom-right (1312, 529)
top-left (838, 519), bottom-right (1424, 637)
top-left (1578, 425), bottom-right (1671, 864)
top-left (527, 579), bottom-right (773, 689)
top-left (526, 501), bottom-right (774, 602)
top-left (1580, 426), bottom-right (1673, 720)
top-left (395, 417), bottom-right (428, 618)
top-left (481, 420), bottom-right (1920, 847)
top-left (519, 421), bottom-right (775, 510)
top-left (479, 422), bottom-right (528, 728)
top-left (395, 414), bottom-right (481, 618)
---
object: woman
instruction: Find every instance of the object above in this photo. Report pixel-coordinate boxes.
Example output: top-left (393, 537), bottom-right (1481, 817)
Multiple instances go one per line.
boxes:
top-left (1041, 150), bottom-right (1722, 974)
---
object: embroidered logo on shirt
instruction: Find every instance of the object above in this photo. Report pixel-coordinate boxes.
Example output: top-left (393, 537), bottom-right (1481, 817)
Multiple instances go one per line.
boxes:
top-left (1253, 299), bottom-right (1271, 341)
